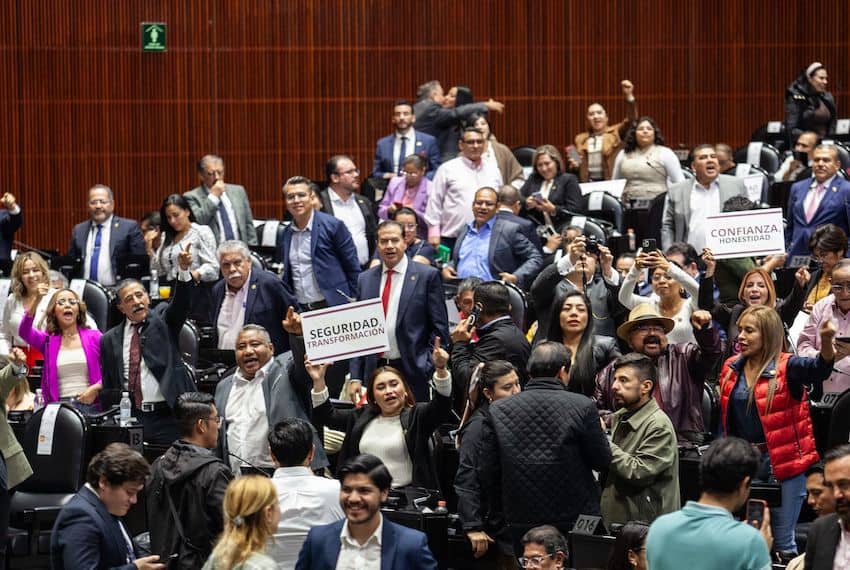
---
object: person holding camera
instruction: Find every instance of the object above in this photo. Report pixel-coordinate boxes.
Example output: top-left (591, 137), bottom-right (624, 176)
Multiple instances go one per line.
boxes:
top-left (518, 144), bottom-right (582, 229)
top-left (619, 245), bottom-right (700, 344)
top-left (718, 305), bottom-right (835, 559)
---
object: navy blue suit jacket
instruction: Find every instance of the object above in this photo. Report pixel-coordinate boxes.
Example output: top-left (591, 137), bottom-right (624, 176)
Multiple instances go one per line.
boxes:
top-left (68, 216), bottom-right (145, 275)
top-left (295, 517), bottom-right (437, 570)
top-left (210, 268), bottom-right (298, 355)
top-left (51, 486), bottom-right (137, 570)
top-left (349, 261), bottom-right (449, 400)
top-left (496, 209), bottom-right (542, 250)
top-left (451, 218), bottom-right (544, 290)
top-left (0, 209), bottom-right (22, 261)
top-left (372, 130), bottom-right (440, 180)
top-left (278, 211), bottom-right (361, 307)
top-left (785, 176), bottom-right (850, 259)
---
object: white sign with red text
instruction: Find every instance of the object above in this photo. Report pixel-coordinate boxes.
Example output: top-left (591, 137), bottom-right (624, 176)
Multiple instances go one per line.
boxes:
top-left (301, 298), bottom-right (388, 364)
top-left (704, 208), bottom-right (785, 259)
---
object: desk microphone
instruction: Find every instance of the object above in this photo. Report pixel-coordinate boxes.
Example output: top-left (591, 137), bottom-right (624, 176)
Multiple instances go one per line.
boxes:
top-left (227, 451), bottom-right (273, 477)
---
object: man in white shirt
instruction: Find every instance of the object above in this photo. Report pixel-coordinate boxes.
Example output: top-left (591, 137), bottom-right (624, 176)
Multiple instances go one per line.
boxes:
top-left (661, 144), bottom-right (747, 251)
top-left (425, 126), bottom-right (503, 251)
top-left (267, 418), bottom-right (343, 570)
top-left (295, 454), bottom-right (437, 569)
top-left (319, 156), bottom-right (378, 267)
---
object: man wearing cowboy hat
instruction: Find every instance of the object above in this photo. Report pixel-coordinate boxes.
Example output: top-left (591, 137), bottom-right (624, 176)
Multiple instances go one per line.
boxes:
top-left (593, 303), bottom-right (721, 442)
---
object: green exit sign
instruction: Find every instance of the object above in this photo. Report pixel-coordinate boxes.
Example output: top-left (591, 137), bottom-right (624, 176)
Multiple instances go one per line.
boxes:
top-left (141, 22), bottom-right (166, 52)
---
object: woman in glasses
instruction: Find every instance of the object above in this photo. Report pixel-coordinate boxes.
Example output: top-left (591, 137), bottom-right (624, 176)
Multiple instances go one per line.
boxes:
top-left (18, 285), bottom-right (102, 413)
top-left (377, 155), bottom-right (431, 232)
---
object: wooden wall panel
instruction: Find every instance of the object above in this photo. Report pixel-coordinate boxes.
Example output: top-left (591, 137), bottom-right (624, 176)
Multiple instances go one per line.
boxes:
top-left (1, 0), bottom-right (849, 252)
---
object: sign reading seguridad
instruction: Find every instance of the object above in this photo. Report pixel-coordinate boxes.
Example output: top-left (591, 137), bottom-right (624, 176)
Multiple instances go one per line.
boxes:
top-left (301, 298), bottom-right (389, 364)
top-left (704, 207), bottom-right (785, 260)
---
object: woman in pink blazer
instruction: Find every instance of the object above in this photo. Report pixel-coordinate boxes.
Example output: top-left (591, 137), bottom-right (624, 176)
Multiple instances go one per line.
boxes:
top-left (18, 285), bottom-right (102, 414)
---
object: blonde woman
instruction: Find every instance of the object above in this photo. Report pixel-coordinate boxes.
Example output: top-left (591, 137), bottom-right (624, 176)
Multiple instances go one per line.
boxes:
top-left (0, 252), bottom-right (55, 365)
top-left (203, 476), bottom-right (280, 570)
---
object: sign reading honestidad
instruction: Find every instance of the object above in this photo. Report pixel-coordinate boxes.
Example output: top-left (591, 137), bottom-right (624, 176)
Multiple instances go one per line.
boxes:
top-left (704, 207), bottom-right (785, 260)
top-left (301, 298), bottom-right (389, 364)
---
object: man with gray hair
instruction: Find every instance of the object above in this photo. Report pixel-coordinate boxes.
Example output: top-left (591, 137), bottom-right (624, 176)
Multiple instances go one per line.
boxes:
top-left (209, 240), bottom-right (296, 354)
top-left (184, 154), bottom-right (258, 245)
top-left (215, 324), bottom-right (327, 474)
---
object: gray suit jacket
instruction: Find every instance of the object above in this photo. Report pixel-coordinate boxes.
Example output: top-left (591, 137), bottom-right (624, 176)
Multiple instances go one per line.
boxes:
top-left (184, 183), bottom-right (258, 246)
top-left (214, 352), bottom-right (328, 470)
top-left (661, 174), bottom-right (747, 250)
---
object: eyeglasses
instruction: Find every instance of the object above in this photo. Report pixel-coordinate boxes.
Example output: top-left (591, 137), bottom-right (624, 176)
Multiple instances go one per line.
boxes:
top-left (202, 416), bottom-right (223, 426)
top-left (518, 553), bottom-right (553, 568)
top-left (634, 323), bottom-right (665, 334)
top-left (89, 199), bottom-right (111, 206)
top-left (831, 283), bottom-right (850, 294)
top-left (56, 298), bottom-right (80, 307)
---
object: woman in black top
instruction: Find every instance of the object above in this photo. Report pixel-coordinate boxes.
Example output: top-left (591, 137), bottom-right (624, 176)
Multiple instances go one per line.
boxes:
top-left (785, 62), bottom-right (836, 142)
top-left (519, 145), bottom-right (582, 229)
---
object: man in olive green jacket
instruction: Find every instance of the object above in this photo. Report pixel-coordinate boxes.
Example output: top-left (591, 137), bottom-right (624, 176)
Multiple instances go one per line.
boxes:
top-left (601, 353), bottom-right (679, 525)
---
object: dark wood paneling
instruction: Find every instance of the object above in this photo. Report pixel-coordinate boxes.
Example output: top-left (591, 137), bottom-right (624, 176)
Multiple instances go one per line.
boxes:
top-left (2, 1), bottom-right (849, 251)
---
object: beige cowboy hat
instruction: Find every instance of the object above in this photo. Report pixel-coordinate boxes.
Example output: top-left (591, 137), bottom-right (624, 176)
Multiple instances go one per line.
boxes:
top-left (616, 303), bottom-right (676, 341)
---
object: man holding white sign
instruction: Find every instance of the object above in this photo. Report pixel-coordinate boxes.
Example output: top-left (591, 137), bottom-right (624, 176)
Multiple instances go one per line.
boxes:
top-left (348, 220), bottom-right (449, 402)
top-left (785, 144), bottom-right (850, 261)
top-left (661, 144), bottom-right (746, 251)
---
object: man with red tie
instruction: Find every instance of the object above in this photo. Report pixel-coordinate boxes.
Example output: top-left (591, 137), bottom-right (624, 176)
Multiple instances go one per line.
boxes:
top-left (786, 144), bottom-right (850, 261)
top-left (348, 220), bottom-right (449, 402)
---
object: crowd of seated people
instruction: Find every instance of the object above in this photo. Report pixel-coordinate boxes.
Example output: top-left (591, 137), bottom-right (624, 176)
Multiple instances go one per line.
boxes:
top-left (4, 68), bottom-right (850, 568)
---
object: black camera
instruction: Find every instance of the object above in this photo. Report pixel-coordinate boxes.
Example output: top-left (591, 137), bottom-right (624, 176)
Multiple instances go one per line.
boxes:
top-left (586, 235), bottom-right (600, 255)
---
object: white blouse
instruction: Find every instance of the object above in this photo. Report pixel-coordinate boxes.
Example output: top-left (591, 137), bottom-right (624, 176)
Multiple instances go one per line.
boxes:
top-left (151, 222), bottom-right (219, 282)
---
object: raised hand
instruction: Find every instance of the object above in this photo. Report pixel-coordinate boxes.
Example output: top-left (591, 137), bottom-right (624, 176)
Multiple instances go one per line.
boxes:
top-left (177, 242), bottom-right (193, 271)
top-left (282, 306), bottom-right (303, 336)
top-left (432, 336), bottom-right (449, 370)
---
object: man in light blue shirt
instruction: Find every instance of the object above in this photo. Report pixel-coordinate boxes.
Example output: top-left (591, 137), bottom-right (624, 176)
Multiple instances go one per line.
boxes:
top-left (647, 437), bottom-right (772, 570)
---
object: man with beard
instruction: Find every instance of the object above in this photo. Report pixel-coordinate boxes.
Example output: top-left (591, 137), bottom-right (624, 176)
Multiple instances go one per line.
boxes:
top-left (209, 240), bottom-right (296, 354)
top-left (295, 454), bottom-right (437, 569)
top-left (372, 100), bottom-right (440, 180)
top-left (601, 354), bottom-right (679, 525)
top-left (803, 444), bottom-right (850, 569)
top-left (594, 303), bottom-right (721, 441)
top-left (100, 245), bottom-right (196, 445)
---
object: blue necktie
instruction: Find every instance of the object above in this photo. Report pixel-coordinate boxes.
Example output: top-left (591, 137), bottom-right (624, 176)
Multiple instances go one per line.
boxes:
top-left (89, 224), bottom-right (103, 281)
top-left (218, 199), bottom-right (235, 240)
top-left (397, 136), bottom-right (408, 175)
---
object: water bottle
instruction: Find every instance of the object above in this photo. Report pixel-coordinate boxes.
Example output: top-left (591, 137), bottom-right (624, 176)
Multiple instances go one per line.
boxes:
top-left (149, 269), bottom-right (160, 300)
top-left (434, 500), bottom-right (448, 514)
top-left (33, 388), bottom-right (44, 412)
top-left (119, 391), bottom-right (132, 426)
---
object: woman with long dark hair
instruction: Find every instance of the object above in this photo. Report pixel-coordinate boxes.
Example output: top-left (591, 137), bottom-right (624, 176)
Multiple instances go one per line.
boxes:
top-left (455, 360), bottom-right (521, 569)
top-left (607, 520), bottom-right (649, 570)
top-left (612, 116), bottom-right (684, 203)
top-left (544, 289), bottom-right (620, 396)
top-left (718, 305), bottom-right (835, 556)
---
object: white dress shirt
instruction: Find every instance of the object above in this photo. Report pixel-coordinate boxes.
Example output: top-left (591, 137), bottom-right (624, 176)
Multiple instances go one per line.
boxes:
top-left (336, 514), bottom-right (383, 570)
top-left (380, 255), bottom-right (408, 360)
top-left (425, 156), bottom-right (504, 240)
top-left (216, 270), bottom-right (251, 350)
top-left (226, 359), bottom-right (274, 471)
top-left (687, 178), bottom-right (721, 252)
top-left (84, 215), bottom-right (115, 285)
top-left (392, 128), bottom-right (415, 174)
top-left (329, 190), bottom-right (369, 266)
top-left (205, 188), bottom-right (241, 241)
top-left (290, 212), bottom-right (324, 304)
top-left (267, 466), bottom-right (345, 569)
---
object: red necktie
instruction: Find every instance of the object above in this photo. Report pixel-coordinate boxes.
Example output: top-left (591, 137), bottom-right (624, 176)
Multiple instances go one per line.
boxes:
top-left (381, 270), bottom-right (394, 315)
top-left (128, 323), bottom-right (143, 406)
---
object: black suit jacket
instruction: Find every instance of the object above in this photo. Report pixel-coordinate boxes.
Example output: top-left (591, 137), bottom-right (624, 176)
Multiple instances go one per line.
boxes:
top-left (804, 513), bottom-right (841, 570)
top-left (100, 278), bottom-right (196, 408)
top-left (0, 209), bottom-right (22, 261)
top-left (519, 172), bottom-right (583, 228)
top-left (68, 216), bottom-right (145, 276)
top-left (496, 209), bottom-right (542, 249)
top-left (50, 486), bottom-right (137, 570)
top-left (319, 189), bottom-right (378, 259)
top-left (209, 268), bottom-right (297, 355)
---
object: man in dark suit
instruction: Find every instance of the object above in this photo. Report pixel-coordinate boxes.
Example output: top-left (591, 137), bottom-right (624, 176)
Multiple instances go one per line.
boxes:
top-left (786, 144), bottom-right (850, 261)
top-left (319, 156), bottom-right (378, 267)
top-left (210, 240), bottom-right (296, 354)
top-left (296, 454), bottom-right (437, 570)
top-left (278, 176), bottom-right (361, 310)
top-left (442, 187), bottom-right (543, 290)
top-left (0, 192), bottom-right (22, 268)
top-left (372, 100), bottom-right (441, 180)
top-left (184, 154), bottom-right (258, 246)
top-left (805, 444), bottom-right (850, 569)
top-left (68, 184), bottom-right (145, 286)
top-left (100, 246), bottom-right (196, 445)
top-left (51, 443), bottom-right (164, 570)
top-left (349, 220), bottom-right (450, 401)
top-left (496, 185), bottom-right (542, 250)
top-left (450, 280), bottom-right (531, 410)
